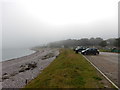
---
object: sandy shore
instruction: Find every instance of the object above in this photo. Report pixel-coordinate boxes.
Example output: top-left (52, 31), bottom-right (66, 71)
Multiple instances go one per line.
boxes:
top-left (1, 48), bottom-right (59, 88)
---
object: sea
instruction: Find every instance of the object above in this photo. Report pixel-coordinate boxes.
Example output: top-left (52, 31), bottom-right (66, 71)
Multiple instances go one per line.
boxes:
top-left (0, 48), bottom-right (35, 62)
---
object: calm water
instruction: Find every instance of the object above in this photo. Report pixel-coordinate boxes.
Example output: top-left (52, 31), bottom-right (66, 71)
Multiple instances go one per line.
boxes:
top-left (0, 48), bottom-right (35, 62)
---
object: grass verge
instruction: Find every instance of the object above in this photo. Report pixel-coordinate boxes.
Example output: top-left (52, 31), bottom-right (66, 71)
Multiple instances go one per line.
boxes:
top-left (99, 49), bottom-right (112, 52)
top-left (25, 49), bottom-right (114, 88)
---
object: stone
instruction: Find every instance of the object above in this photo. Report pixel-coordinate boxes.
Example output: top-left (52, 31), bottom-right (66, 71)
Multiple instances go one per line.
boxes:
top-left (3, 73), bottom-right (7, 76)
top-left (19, 62), bottom-right (37, 72)
top-left (2, 75), bottom-right (9, 80)
top-left (19, 67), bottom-right (25, 72)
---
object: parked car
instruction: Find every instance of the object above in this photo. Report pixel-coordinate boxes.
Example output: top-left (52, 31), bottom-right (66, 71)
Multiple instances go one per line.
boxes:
top-left (81, 48), bottom-right (99, 55)
top-left (75, 47), bottom-right (87, 53)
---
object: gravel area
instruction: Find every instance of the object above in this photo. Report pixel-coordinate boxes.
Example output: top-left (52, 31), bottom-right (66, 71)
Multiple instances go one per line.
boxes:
top-left (1, 48), bottom-right (59, 88)
top-left (85, 52), bottom-right (119, 87)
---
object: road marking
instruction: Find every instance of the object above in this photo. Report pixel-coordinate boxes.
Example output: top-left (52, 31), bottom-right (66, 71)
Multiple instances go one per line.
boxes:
top-left (82, 55), bottom-right (120, 90)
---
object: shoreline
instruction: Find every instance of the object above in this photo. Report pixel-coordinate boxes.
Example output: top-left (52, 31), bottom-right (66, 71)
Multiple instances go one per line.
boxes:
top-left (1, 48), bottom-right (59, 88)
top-left (1, 49), bottom-right (37, 63)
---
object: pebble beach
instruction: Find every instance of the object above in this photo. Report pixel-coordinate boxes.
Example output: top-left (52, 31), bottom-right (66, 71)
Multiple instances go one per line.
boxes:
top-left (1, 48), bottom-right (59, 88)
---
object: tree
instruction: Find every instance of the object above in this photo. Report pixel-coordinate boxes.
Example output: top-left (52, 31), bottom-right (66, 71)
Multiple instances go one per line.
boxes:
top-left (95, 37), bottom-right (103, 45)
top-left (114, 38), bottom-right (120, 47)
top-left (106, 38), bottom-right (116, 46)
top-left (89, 37), bottom-right (95, 46)
top-left (99, 41), bottom-right (107, 47)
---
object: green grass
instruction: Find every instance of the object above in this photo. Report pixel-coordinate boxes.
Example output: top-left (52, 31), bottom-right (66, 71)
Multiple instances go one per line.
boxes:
top-left (99, 49), bottom-right (120, 53)
top-left (99, 49), bottom-right (112, 52)
top-left (25, 49), bottom-right (113, 88)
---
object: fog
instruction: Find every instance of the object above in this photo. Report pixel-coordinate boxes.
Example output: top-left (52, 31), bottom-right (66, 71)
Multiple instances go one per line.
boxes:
top-left (1, 0), bottom-right (118, 49)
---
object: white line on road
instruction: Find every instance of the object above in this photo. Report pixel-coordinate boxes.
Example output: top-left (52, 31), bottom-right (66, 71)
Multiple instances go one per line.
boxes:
top-left (82, 55), bottom-right (120, 90)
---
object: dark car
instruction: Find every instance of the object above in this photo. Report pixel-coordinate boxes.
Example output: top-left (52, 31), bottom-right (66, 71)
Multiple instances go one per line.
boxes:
top-left (75, 47), bottom-right (87, 53)
top-left (81, 48), bottom-right (99, 55)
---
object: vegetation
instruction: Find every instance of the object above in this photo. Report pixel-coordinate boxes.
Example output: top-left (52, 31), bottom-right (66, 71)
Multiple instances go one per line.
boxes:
top-left (99, 41), bottom-right (107, 47)
top-left (47, 37), bottom-right (119, 48)
top-left (99, 49), bottom-right (112, 52)
top-left (114, 38), bottom-right (120, 47)
top-left (25, 49), bottom-right (113, 88)
top-left (99, 48), bottom-right (120, 53)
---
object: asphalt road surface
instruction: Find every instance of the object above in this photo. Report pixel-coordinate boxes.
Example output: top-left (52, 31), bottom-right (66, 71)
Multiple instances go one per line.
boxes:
top-left (85, 52), bottom-right (119, 86)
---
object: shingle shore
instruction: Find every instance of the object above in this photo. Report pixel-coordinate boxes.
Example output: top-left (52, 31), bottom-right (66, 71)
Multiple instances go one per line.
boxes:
top-left (1, 48), bottom-right (59, 88)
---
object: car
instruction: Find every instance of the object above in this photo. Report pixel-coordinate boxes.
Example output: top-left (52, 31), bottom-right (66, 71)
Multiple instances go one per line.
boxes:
top-left (75, 47), bottom-right (87, 53)
top-left (81, 48), bottom-right (99, 55)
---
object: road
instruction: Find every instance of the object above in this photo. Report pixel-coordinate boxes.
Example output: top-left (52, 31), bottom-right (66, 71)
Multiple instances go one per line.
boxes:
top-left (85, 52), bottom-right (119, 86)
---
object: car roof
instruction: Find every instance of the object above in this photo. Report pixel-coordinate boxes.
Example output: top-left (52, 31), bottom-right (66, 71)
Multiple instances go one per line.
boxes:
top-left (86, 48), bottom-right (97, 50)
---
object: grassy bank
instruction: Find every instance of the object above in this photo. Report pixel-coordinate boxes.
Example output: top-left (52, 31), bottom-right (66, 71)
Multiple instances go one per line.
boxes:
top-left (25, 49), bottom-right (113, 88)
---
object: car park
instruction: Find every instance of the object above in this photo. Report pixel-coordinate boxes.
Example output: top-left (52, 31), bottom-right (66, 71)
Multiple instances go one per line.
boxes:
top-left (81, 48), bottom-right (99, 55)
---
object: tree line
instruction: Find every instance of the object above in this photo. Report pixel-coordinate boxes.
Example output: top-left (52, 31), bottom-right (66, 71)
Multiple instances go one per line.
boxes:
top-left (47, 37), bottom-right (120, 48)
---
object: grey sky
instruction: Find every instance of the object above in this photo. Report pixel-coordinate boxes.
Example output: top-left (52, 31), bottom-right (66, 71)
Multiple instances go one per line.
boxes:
top-left (1, 0), bottom-right (119, 48)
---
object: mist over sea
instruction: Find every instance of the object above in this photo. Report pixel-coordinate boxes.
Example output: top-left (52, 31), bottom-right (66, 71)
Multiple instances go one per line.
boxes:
top-left (1, 48), bottom-right (35, 62)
